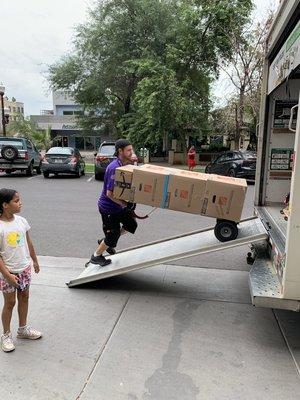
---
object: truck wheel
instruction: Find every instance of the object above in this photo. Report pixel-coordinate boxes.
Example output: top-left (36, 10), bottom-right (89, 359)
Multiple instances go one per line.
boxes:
top-left (26, 163), bottom-right (34, 176)
top-left (228, 169), bottom-right (236, 177)
top-left (214, 220), bottom-right (238, 242)
top-left (1, 145), bottom-right (19, 161)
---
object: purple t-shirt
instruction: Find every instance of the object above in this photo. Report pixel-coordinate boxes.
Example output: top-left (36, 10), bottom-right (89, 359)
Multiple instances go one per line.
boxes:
top-left (98, 158), bottom-right (124, 214)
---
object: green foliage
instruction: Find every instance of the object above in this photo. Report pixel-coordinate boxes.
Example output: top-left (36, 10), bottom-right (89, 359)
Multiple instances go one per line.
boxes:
top-left (119, 59), bottom-right (211, 149)
top-left (7, 116), bottom-right (53, 150)
top-left (29, 126), bottom-right (54, 151)
top-left (208, 143), bottom-right (229, 152)
top-left (48, 0), bottom-right (253, 148)
top-left (7, 114), bottom-right (40, 139)
top-left (211, 13), bottom-right (273, 149)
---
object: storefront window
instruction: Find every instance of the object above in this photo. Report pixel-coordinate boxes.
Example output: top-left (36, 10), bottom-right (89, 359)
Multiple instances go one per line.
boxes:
top-left (53, 136), bottom-right (69, 147)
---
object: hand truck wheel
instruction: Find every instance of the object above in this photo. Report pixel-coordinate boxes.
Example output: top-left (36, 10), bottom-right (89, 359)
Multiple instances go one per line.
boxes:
top-left (214, 219), bottom-right (238, 242)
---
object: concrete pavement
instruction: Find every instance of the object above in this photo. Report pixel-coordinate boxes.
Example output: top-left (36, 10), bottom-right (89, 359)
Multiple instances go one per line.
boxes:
top-left (0, 255), bottom-right (299, 400)
top-left (0, 174), bottom-right (299, 398)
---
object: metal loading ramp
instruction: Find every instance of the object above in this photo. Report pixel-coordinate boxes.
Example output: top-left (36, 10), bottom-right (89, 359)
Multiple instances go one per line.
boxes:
top-left (67, 217), bottom-right (267, 288)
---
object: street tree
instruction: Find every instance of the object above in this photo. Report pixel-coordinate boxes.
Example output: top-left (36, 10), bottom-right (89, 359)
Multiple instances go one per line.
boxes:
top-left (7, 116), bottom-right (53, 150)
top-left (49, 0), bottom-right (253, 149)
top-left (220, 13), bottom-right (273, 149)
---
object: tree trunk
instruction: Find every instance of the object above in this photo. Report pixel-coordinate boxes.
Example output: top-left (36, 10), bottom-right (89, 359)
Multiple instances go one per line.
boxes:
top-left (162, 132), bottom-right (169, 153)
top-left (124, 96), bottom-right (131, 114)
top-left (249, 115), bottom-right (258, 150)
top-left (234, 103), bottom-right (240, 150)
top-left (234, 86), bottom-right (245, 150)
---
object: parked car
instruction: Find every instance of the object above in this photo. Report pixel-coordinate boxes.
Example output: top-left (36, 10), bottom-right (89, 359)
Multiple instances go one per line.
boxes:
top-left (94, 141), bottom-right (138, 181)
top-left (205, 150), bottom-right (256, 180)
top-left (42, 147), bottom-right (85, 178)
top-left (0, 137), bottom-right (42, 176)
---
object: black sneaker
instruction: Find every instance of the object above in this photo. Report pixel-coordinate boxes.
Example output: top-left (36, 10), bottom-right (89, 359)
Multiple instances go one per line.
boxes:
top-left (97, 238), bottom-right (116, 255)
top-left (90, 254), bottom-right (112, 267)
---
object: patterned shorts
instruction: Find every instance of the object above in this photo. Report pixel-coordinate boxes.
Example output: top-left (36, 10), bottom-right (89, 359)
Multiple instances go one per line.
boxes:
top-left (0, 265), bottom-right (32, 294)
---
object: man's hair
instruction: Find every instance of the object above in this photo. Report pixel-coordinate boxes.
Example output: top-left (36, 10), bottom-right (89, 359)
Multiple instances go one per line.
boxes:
top-left (115, 139), bottom-right (131, 156)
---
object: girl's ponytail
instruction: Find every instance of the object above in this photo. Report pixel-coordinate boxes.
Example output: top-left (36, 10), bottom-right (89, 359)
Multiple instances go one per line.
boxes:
top-left (0, 188), bottom-right (17, 215)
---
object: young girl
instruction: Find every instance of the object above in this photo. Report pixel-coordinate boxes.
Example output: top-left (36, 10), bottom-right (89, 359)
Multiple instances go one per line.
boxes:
top-left (0, 188), bottom-right (42, 353)
top-left (187, 146), bottom-right (196, 171)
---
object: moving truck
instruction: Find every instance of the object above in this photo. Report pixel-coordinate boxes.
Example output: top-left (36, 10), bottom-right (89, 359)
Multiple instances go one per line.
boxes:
top-left (249, 0), bottom-right (300, 310)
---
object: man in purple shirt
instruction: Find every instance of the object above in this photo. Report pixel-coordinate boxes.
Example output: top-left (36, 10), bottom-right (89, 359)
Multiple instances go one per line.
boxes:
top-left (89, 139), bottom-right (138, 266)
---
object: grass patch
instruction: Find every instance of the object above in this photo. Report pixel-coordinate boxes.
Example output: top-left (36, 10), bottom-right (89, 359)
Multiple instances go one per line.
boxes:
top-left (85, 163), bottom-right (95, 174)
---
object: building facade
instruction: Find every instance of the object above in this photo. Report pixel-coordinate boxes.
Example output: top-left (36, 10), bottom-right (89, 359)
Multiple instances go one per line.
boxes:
top-left (30, 91), bottom-right (109, 151)
top-left (4, 97), bottom-right (24, 122)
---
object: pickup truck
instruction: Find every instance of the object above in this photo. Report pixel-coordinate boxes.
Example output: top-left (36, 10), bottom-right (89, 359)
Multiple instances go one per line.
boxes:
top-left (0, 137), bottom-right (42, 176)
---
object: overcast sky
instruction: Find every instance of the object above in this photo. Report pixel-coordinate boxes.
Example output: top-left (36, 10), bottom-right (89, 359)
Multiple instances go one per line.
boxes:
top-left (0, 0), bottom-right (280, 116)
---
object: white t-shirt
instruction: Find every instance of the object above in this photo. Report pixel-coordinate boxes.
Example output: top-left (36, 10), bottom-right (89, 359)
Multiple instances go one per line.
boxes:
top-left (0, 215), bottom-right (32, 273)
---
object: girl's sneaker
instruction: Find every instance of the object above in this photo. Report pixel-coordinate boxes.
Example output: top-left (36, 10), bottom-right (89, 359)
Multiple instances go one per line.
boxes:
top-left (17, 326), bottom-right (42, 340)
top-left (1, 332), bottom-right (15, 352)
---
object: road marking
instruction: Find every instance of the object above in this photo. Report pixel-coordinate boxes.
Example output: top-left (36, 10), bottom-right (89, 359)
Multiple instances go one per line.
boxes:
top-left (27, 175), bottom-right (41, 180)
top-left (87, 175), bottom-right (95, 182)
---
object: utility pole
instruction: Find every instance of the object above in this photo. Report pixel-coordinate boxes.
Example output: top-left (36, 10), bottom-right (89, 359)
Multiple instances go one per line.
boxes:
top-left (0, 84), bottom-right (6, 137)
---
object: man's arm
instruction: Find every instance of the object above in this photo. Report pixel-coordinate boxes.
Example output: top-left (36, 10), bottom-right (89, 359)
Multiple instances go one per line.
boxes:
top-left (26, 232), bottom-right (40, 273)
top-left (105, 165), bottom-right (127, 207)
top-left (106, 190), bottom-right (127, 207)
top-left (0, 257), bottom-right (19, 288)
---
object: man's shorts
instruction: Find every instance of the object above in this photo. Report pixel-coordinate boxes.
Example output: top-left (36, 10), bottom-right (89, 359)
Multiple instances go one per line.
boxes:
top-left (100, 209), bottom-right (138, 248)
top-left (0, 265), bottom-right (31, 294)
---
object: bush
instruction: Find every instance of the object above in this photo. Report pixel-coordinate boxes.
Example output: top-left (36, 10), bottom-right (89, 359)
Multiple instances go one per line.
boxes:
top-left (208, 143), bottom-right (229, 152)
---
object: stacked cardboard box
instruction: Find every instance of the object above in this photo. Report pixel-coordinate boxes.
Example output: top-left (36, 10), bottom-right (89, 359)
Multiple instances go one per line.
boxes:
top-left (200, 174), bottom-right (247, 222)
top-left (113, 164), bottom-right (135, 202)
top-left (168, 169), bottom-right (207, 214)
top-left (132, 165), bottom-right (171, 208)
top-left (113, 164), bottom-right (247, 222)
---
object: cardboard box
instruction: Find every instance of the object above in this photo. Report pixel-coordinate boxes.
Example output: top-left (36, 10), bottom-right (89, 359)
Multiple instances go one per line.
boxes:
top-left (200, 174), bottom-right (247, 222)
top-left (168, 170), bottom-right (207, 214)
top-left (131, 164), bottom-right (171, 208)
top-left (113, 165), bottom-right (135, 202)
top-left (114, 164), bottom-right (247, 223)
top-left (139, 164), bottom-right (174, 173)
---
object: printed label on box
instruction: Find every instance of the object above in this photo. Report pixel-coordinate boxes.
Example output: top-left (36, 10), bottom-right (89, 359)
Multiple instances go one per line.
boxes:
top-left (218, 196), bottom-right (228, 206)
top-left (180, 190), bottom-right (189, 199)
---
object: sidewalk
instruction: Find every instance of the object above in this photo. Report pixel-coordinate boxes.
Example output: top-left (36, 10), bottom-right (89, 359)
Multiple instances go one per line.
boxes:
top-left (0, 255), bottom-right (299, 399)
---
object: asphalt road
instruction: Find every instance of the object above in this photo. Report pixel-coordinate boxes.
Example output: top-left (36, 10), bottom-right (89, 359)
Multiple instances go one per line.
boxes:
top-left (0, 171), bottom-right (255, 269)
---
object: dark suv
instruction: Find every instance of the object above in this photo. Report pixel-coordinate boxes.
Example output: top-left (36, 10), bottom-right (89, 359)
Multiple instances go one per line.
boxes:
top-left (0, 137), bottom-right (42, 176)
top-left (94, 141), bottom-right (138, 180)
top-left (205, 150), bottom-right (256, 180)
top-left (94, 142), bottom-right (116, 181)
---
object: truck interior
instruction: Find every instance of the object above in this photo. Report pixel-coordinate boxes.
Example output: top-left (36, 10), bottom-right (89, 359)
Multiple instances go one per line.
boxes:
top-left (256, 70), bottom-right (299, 249)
